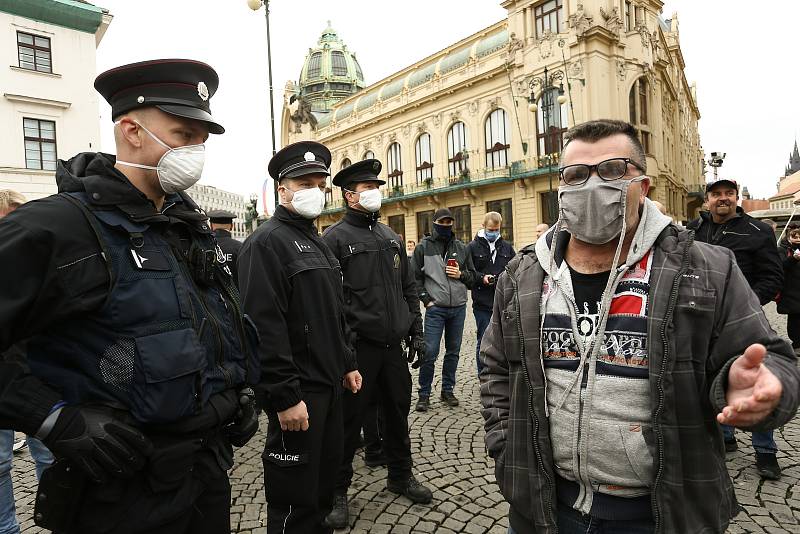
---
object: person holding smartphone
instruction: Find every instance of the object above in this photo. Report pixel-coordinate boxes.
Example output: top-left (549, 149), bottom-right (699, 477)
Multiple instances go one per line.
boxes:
top-left (467, 212), bottom-right (515, 375)
top-left (412, 208), bottom-right (477, 412)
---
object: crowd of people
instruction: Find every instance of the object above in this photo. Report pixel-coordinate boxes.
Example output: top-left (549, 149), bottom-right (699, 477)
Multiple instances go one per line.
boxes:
top-left (0, 58), bottom-right (798, 534)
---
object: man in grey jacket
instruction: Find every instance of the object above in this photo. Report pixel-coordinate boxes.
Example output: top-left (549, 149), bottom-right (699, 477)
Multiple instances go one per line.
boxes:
top-left (480, 119), bottom-right (800, 534)
top-left (412, 208), bottom-right (477, 412)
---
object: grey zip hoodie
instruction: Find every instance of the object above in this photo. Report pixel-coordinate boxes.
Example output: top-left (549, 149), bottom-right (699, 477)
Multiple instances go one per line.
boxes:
top-left (534, 198), bottom-right (671, 513)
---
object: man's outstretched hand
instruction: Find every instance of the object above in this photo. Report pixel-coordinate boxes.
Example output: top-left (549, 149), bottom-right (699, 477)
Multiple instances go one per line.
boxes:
top-left (717, 343), bottom-right (783, 427)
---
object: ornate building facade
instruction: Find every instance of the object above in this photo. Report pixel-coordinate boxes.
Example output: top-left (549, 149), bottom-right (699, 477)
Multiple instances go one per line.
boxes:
top-left (186, 183), bottom-right (250, 240)
top-left (281, 0), bottom-right (704, 248)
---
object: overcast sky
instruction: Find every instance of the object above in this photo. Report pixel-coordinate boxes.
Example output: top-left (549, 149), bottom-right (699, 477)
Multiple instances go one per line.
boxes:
top-left (94, 0), bottom-right (799, 212)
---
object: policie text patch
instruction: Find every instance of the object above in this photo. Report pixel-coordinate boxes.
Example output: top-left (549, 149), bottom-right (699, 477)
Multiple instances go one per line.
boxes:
top-left (263, 450), bottom-right (309, 467)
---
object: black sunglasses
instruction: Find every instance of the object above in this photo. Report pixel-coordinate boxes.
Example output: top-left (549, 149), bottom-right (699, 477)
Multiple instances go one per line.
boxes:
top-left (559, 158), bottom-right (645, 186)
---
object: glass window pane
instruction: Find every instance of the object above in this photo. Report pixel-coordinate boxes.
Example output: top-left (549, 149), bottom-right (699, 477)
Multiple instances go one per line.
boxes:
top-left (34, 36), bottom-right (50, 48)
top-left (27, 159), bottom-right (41, 170)
top-left (23, 118), bottom-right (38, 129)
top-left (18, 33), bottom-right (33, 45)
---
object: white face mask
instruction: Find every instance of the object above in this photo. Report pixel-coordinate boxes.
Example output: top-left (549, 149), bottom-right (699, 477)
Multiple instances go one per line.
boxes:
top-left (115, 120), bottom-right (205, 194)
top-left (283, 185), bottom-right (325, 219)
top-left (354, 188), bottom-right (382, 213)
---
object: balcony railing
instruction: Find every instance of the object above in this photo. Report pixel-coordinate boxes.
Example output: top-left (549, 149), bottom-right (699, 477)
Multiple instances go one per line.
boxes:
top-left (320, 156), bottom-right (561, 214)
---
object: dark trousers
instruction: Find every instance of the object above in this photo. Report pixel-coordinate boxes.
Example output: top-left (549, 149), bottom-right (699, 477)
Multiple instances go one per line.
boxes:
top-left (788, 313), bottom-right (800, 348)
top-left (336, 339), bottom-right (412, 491)
top-left (418, 304), bottom-right (466, 397)
top-left (264, 389), bottom-right (343, 534)
top-left (362, 402), bottom-right (383, 455)
top-left (473, 307), bottom-right (493, 375)
top-left (60, 462), bottom-right (231, 534)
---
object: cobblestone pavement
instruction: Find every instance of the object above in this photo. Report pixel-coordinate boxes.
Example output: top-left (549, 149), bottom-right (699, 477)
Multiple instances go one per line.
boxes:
top-left (11, 303), bottom-right (800, 533)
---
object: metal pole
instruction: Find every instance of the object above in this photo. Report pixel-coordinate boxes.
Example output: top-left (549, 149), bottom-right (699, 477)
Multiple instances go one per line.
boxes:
top-left (264, 0), bottom-right (279, 207)
top-left (778, 204), bottom-right (799, 244)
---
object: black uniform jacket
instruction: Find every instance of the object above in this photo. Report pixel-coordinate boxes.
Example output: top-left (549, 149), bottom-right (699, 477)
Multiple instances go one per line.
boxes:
top-left (213, 228), bottom-right (242, 283)
top-left (0, 152), bottom-right (229, 435)
top-left (322, 208), bottom-right (422, 346)
top-left (238, 205), bottom-right (356, 412)
top-left (688, 208), bottom-right (783, 305)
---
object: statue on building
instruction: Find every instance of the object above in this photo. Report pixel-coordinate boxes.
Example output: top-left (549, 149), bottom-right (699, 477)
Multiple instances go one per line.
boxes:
top-left (506, 32), bottom-right (524, 62)
top-left (600, 6), bottom-right (623, 39)
top-left (289, 94), bottom-right (318, 133)
top-left (568, 3), bottom-right (594, 37)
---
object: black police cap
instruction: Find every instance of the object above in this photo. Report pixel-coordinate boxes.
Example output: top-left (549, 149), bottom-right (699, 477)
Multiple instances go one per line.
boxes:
top-left (207, 209), bottom-right (237, 223)
top-left (332, 159), bottom-right (385, 188)
top-left (95, 59), bottom-right (225, 134)
top-left (268, 141), bottom-right (331, 182)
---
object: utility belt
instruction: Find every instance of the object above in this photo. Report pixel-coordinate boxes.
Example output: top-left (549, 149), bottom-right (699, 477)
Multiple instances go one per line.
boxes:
top-left (35, 390), bottom-right (242, 532)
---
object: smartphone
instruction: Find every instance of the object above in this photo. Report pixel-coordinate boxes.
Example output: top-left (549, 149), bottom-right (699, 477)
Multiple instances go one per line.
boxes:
top-left (447, 259), bottom-right (458, 269)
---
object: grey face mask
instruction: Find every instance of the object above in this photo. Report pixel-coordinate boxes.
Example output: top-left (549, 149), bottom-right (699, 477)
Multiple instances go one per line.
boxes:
top-left (558, 175), bottom-right (644, 245)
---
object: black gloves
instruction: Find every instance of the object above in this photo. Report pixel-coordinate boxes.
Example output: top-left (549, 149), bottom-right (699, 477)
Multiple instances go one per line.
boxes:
top-left (42, 406), bottom-right (152, 484)
top-left (226, 387), bottom-right (259, 447)
top-left (406, 336), bottom-right (427, 369)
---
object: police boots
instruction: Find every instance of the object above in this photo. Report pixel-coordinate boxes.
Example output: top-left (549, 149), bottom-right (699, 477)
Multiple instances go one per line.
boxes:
top-left (386, 475), bottom-right (433, 504)
top-left (324, 491), bottom-right (349, 529)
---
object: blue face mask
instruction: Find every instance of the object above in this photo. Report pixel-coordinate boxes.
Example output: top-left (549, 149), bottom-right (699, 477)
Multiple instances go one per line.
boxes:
top-left (485, 230), bottom-right (500, 242)
top-left (433, 223), bottom-right (453, 238)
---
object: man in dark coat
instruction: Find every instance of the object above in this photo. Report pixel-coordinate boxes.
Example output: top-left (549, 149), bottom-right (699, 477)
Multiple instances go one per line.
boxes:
top-left (208, 209), bottom-right (242, 285)
top-left (688, 177), bottom-right (785, 479)
top-left (466, 211), bottom-right (515, 374)
top-left (238, 141), bottom-right (362, 534)
top-left (778, 224), bottom-right (800, 353)
top-left (0, 59), bottom-right (259, 534)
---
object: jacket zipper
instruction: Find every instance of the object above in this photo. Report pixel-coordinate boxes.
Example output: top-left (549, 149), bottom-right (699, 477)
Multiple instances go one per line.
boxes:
top-left (506, 266), bottom-right (556, 527)
top-left (197, 290), bottom-right (231, 387)
top-left (372, 224), bottom-right (392, 340)
top-left (652, 231), bottom-right (694, 533)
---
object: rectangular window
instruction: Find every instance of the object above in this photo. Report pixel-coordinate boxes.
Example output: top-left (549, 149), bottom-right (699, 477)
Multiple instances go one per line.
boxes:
top-left (449, 204), bottom-right (472, 244)
top-left (331, 51), bottom-right (348, 77)
top-left (625, 1), bottom-right (632, 30)
top-left (534, 0), bottom-right (563, 38)
top-left (416, 210), bottom-right (434, 242)
top-left (23, 118), bottom-right (57, 170)
top-left (388, 214), bottom-right (406, 241)
top-left (387, 143), bottom-right (403, 190)
top-left (540, 191), bottom-right (559, 226)
top-left (17, 31), bottom-right (51, 73)
top-left (486, 198), bottom-right (514, 245)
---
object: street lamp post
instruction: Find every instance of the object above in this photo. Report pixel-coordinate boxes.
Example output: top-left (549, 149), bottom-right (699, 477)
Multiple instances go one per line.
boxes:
top-left (707, 151), bottom-right (726, 180)
top-left (247, 0), bottom-right (279, 210)
top-left (527, 66), bottom-right (567, 224)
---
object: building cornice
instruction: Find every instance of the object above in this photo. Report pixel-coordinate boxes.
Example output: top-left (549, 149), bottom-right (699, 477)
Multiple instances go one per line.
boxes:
top-left (0, 0), bottom-right (105, 35)
top-left (4, 93), bottom-right (71, 109)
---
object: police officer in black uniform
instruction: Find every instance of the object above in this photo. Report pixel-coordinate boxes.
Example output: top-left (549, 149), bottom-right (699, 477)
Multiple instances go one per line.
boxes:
top-left (322, 160), bottom-right (433, 529)
top-left (208, 209), bottom-right (242, 284)
top-left (238, 141), bottom-right (362, 534)
top-left (0, 59), bottom-right (259, 534)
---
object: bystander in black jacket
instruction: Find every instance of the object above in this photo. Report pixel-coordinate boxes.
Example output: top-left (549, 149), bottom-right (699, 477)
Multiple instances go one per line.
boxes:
top-left (323, 208), bottom-right (422, 344)
top-left (778, 238), bottom-right (800, 314)
top-left (688, 207), bottom-right (783, 305)
top-left (467, 230), bottom-right (515, 312)
top-left (238, 204), bottom-right (357, 412)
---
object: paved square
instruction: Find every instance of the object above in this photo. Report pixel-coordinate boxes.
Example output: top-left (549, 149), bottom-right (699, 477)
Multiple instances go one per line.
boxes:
top-left (10, 303), bottom-right (800, 533)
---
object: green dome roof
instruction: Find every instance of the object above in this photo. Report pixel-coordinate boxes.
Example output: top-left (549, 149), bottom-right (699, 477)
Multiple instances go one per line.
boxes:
top-left (298, 22), bottom-right (366, 112)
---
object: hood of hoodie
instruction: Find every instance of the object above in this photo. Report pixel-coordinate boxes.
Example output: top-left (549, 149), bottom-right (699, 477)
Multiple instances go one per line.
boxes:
top-left (56, 152), bottom-right (201, 224)
top-left (535, 197), bottom-right (672, 278)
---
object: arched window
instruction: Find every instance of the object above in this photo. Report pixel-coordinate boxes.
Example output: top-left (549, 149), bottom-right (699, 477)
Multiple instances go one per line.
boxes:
top-left (387, 142), bottom-right (403, 189)
top-left (629, 78), bottom-right (651, 154)
top-left (537, 87), bottom-right (568, 156)
top-left (307, 52), bottom-right (322, 78)
top-left (341, 158), bottom-right (351, 170)
top-left (363, 150), bottom-right (375, 160)
top-left (447, 122), bottom-right (469, 177)
top-left (415, 133), bottom-right (433, 183)
top-left (331, 51), bottom-right (348, 76)
top-left (485, 109), bottom-right (510, 169)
